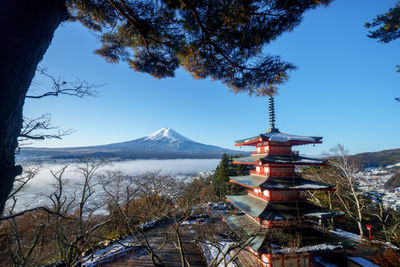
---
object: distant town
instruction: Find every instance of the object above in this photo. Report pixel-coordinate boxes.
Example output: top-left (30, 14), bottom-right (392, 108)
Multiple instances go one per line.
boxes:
top-left (357, 165), bottom-right (400, 211)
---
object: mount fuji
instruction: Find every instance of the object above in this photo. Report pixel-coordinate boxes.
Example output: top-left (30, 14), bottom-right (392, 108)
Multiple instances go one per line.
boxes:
top-left (20, 128), bottom-right (246, 160)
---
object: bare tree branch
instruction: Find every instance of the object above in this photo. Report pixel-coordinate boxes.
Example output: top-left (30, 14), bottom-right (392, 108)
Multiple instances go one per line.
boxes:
top-left (26, 66), bottom-right (101, 99)
top-left (7, 166), bottom-right (40, 201)
top-left (18, 114), bottom-right (75, 148)
top-left (0, 206), bottom-right (67, 221)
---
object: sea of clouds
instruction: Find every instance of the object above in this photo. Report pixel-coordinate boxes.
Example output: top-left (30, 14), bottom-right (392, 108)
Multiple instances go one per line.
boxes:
top-left (9, 159), bottom-right (220, 212)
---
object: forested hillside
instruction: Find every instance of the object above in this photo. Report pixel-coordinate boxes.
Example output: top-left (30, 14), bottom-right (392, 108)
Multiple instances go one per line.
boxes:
top-left (350, 148), bottom-right (400, 168)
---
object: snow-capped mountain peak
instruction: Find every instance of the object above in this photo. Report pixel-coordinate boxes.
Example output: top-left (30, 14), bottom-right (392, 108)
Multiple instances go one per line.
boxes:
top-left (144, 128), bottom-right (192, 142)
top-left (20, 127), bottom-right (247, 159)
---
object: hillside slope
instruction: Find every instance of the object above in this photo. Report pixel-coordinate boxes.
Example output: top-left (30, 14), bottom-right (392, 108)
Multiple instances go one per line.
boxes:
top-left (350, 148), bottom-right (400, 168)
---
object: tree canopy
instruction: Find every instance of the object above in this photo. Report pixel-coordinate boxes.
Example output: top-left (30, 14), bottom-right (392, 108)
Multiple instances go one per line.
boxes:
top-left (366, 1), bottom-right (400, 44)
top-left (69, 0), bottom-right (332, 96)
top-left (365, 1), bottom-right (400, 101)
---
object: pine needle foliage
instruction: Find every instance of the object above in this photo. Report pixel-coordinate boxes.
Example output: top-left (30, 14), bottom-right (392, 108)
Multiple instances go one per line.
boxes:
top-left (68, 0), bottom-right (332, 96)
top-left (366, 1), bottom-right (400, 44)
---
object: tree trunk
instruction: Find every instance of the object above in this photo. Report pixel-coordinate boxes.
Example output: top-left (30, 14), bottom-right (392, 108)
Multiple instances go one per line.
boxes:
top-left (351, 186), bottom-right (364, 238)
top-left (0, 0), bottom-right (68, 215)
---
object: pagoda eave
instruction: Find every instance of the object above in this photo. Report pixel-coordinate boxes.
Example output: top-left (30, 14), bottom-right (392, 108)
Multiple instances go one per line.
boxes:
top-left (226, 194), bottom-right (345, 221)
top-left (229, 175), bottom-right (336, 191)
top-left (235, 140), bottom-right (322, 147)
top-left (235, 132), bottom-right (323, 147)
top-left (232, 160), bottom-right (327, 167)
top-left (232, 154), bottom-right (327, 166)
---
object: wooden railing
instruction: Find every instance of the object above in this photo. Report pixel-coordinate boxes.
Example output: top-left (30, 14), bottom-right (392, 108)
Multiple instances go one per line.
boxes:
top-left (248, 190), bottom-right (266, 200)
top-left (250, 170), bottom-right (265, 175)
top-left (250, 169), bottom-right (301, 177)
top-left (250, 150), bottom-right (299, 155)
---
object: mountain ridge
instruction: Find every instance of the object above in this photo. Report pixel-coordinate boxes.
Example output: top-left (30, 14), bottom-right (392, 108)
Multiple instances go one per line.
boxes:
top-left (19, 128), bottom-right (247, 160)
top-left (350, 147), bottom-right (400, 169)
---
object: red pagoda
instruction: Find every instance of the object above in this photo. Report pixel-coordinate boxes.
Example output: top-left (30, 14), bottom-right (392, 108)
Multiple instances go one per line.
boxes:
top-left (224, 96), bottom-right (354, 266)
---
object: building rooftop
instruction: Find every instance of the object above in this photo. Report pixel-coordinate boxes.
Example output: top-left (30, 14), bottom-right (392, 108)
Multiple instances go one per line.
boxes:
top-left (229, 175), bottom-right (335, 190)
top-left (226, 194), bottom-right (344, 220)
top-left (235, 131), bottom-right (323, 147)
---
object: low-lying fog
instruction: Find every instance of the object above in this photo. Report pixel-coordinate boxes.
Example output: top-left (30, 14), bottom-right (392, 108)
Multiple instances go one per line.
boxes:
top-left (8, 159), bottom-right (220, 212)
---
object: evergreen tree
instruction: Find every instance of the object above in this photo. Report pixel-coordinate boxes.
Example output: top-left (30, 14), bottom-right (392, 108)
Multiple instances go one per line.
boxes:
top-left (212, 154), bottom-right (248, 199)
top-left (366, 1), bottom-right (400, 45)
top-left (213, 154), bottom-right (230, 198)
top-left (365, 1), bottom-right (400, 102)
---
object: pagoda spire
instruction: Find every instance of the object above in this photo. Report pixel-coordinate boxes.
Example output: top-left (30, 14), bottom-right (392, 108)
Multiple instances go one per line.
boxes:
top-left (268, 95), bottom-right (279, 133)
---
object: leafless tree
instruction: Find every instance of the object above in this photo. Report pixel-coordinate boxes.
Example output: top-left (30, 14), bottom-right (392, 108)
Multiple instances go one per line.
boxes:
top-left (48, 165), bottom-right (76, 215)
top-left (74, 159), bottom-right (107, 233)
top-left (100, 171), bottom-right (172, 266)
top-left (2, 213), bottom-right (46, 267)
top-left (330, 144), bottom-right (366, 237)
top-left (0, 166), bottom-right (57, 266)
top-left (6, 165), bottom-right (41, 202)
top-left (170, 184), bottom-right (195, 267)
top-left (47, 165), bottom-right (79, 264)
top-left (132, 172), bottom-right (178, 220)
top-left (47, 161), bottom-right (109, 266)
top-left (303, 165), bottom-right (340, 229)
top-left (369, 195), bottom-right (400, 244)
top-left (196, 221), bottom-right (265, 267)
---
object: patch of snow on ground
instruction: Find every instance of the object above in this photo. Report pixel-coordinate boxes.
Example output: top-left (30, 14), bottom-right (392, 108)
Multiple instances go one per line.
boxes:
top-left (330, 229), bottom-right (398, 249)
top-left (330, 229), bottom-right (362, 242)
top-left (200, 241), bottom-right (238, 267)
top-left (272, 243), bottom-right (343, 254)
top-left (79, 237), bottom-right (142, 267)
top-left (292, 184), bottom-right (329, 189)
top-left (139, 219), bottom-right (160, 230)
top-left (305, 212), bottom-right (331, 218)
top-left (385, 162), bottom-right (400, 168)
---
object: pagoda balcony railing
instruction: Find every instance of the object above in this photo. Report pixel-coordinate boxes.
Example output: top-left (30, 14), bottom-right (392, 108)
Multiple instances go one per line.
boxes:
top-left (250, 170), bottom-right (265, 175)
top-left (250, 151), bottom-right (299, 156)
top-left (269, 172), bottom-right (301, 177)
top-left (250, 170), bottom-right (301, 177)
top-left (248, 190), bottom-right (266, 200)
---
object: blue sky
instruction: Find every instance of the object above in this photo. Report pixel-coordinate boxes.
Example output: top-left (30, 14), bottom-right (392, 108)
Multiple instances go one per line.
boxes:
top-left (24, 0), bottom-right (399, 155)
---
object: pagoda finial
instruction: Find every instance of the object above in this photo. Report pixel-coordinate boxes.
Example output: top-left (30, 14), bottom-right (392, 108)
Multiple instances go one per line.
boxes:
top-left (267, 94), bottom-right (279, 133)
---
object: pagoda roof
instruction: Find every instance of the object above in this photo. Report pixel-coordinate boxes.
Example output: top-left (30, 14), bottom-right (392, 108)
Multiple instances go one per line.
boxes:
top-left (226, 194), bottom-right (344, 220)
top-left (235, 131), bottom-right (322, 147)
top-left (229, 175), bottom-right (335, 190)
top-left (233, 154), bottom-right (327, 166)
top-left (223, 215), bottom-right (355, 254)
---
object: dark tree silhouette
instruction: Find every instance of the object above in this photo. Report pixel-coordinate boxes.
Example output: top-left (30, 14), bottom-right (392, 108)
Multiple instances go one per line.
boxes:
top-left (0, 0), bottom-right (332, 215)
top-left (0, 0), bottom-right (68, 216)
